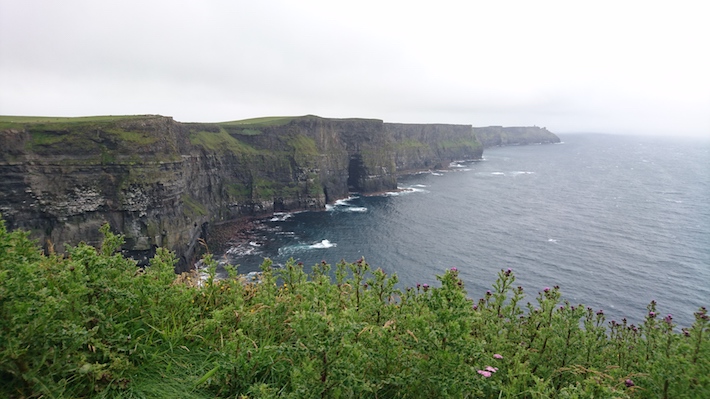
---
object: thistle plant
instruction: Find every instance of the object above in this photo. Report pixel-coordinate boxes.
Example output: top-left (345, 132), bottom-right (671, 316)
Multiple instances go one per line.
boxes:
top-left (0, 218), bottom-right (708, 398)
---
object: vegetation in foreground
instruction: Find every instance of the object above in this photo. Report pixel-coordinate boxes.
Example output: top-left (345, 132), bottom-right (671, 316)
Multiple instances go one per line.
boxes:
top-left (1, 219), bottom-right (708, 398)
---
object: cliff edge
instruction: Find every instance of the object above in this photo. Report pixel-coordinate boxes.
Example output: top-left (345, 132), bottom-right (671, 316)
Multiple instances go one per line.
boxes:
top-left (0, 114), bottom-right (489, 270)
top-left (473, 126), bottom-right (560, 147)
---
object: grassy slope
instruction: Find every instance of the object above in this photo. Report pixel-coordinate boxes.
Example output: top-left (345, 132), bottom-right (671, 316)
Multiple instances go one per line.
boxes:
top-left (1, 218), bottom-right (708, 398)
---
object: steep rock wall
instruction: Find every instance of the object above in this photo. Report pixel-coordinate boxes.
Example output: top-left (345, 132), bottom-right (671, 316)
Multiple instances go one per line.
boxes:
top-left (1, 115), bottom-right (486, 270)
top-left (386, 123), bottom-right (483, 172)
top-left (473, 126), bottom-right (560, 148)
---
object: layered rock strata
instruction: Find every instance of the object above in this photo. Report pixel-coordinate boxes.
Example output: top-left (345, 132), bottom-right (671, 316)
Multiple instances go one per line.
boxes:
top-left (0, 115), bottom-right (493, 270)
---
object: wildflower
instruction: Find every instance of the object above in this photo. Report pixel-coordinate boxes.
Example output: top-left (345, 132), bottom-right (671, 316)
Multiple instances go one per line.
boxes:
top-left (451, 267), bottom-right (458, 272)
top-left (648, 311), bottom-right (656, 318)
top-left (485, 366), bottom-right (498, 373)
top-left (625, 379), bottom-right (634, 387)
top-left (486, 290), bottom-right (492, 296)
top-left (505, 268), bottom-right (512, 276)
top-left (417, 283), bottom-right (421, 289)
top-left (543, 287), bottom-right (550, 293)
top-left (493, 354), bottom-right (503, 359)
top-left (422, 284), bottom-right (429, 292)
top-left (477, 370), bottom-right (492, 378)
top-left (664, 314), bottom-right (673, 324)
top-left (596, 309), bottom-right (604, 316)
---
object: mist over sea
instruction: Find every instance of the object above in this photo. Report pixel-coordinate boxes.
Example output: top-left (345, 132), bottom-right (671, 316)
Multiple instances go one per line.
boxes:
top-left (215, 133), bottom-right (710, 328)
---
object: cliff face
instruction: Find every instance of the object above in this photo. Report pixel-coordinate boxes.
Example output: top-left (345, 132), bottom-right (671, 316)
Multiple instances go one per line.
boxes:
top-left (473, 126), bottom-right (560, 148)
top-left (0, 115), bottom-right (484, 270)
top-left (387, 123), bottom-right (483, 173)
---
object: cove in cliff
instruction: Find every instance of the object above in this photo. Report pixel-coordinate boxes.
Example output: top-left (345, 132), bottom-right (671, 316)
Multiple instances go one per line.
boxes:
top-left (0, 114), bottom-right (558, 271)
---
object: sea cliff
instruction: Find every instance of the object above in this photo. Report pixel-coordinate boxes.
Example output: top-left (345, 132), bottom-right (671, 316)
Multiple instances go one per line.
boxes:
top-left (1, 114), bottom-right (516, 270)
top-left (473, 126), bottom-right (560, 147)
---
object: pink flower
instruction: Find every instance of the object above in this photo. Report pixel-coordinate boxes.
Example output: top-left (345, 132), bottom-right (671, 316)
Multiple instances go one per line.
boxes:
top-left (477, 370), bottom-right (492, 378)
top-left (493, 354), bottom-right (503, 359)
top-left (485, 366), bottom-right (498, 373)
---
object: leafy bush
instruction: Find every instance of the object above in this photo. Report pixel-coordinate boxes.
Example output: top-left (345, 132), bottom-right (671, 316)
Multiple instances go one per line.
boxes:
top-left (0, 218), bottom-right (707, 398)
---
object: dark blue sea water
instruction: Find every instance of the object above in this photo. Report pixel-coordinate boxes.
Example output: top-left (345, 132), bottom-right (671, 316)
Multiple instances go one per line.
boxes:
top-left (215, 133), bottom-right (710, 328)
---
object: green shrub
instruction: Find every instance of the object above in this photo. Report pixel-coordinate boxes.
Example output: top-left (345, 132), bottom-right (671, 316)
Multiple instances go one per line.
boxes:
top-left (0, 218), bottom-right (707, 398)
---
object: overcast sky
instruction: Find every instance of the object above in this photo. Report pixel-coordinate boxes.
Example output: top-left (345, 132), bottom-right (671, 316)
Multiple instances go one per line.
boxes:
top-left (1, 0), bottom-right (708, 137)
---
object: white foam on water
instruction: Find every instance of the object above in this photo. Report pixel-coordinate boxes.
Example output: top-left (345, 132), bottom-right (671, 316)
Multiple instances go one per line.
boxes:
top-left (342, 206), bottom-right (367, 212)
top-left (406, 186), bottom-right (429, 194)
top-left (226, 244), bottom-right (261, 256)
top-left (491, 172), bottom-right (505, 176)
top-left (334, 196), bottom-right (358, 206)
top-left (329, 195), bottom-right (368, 212)
top-left (547, 238), bottom-right (558, 243)
top-left (309, 239), bottom-right (336, 249)
top-left (270, 212), bottom-right (293, 222)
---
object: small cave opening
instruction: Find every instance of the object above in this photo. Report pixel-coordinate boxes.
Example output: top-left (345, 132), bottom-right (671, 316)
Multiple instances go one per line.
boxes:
top-left (347, 153), bottom-right (366, 192)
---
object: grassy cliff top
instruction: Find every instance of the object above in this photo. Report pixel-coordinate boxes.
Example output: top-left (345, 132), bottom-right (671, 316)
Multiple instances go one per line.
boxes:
top-left (0, 115), bottom-right (174, 157)
top-left (0, 115), bottom-right (163, 130)
top-left (218, 114), bottom-right (384, 127)
top-left (218, 116), bottom-right (302, 127)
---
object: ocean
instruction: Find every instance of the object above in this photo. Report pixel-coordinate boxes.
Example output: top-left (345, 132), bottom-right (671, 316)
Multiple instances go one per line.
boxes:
top-left (213, 133), bottom-right (710, 328)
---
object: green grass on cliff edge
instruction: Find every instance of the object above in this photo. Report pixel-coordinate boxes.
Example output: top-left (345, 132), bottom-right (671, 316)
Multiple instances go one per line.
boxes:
top-left (1, 217), bottom-right (708, 398)
top-left (218, 116), bottom-right (301, 127)
top-left (0, 114), bottom-right (158, 129)
top-left (1, 115), bottom-right (163, 153)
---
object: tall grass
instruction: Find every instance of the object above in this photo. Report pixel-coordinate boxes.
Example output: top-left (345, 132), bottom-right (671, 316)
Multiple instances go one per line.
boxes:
top-left (1, 218), bottom-right (707, 398)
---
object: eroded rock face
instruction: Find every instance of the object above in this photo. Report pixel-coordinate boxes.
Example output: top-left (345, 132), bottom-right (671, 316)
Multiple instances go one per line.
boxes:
top-left (473, 126), bottom-right (561, 148)
top-left (0, 114), bottom-right (496, 270)
top-left (387, 123), bottom-right (483, 172)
